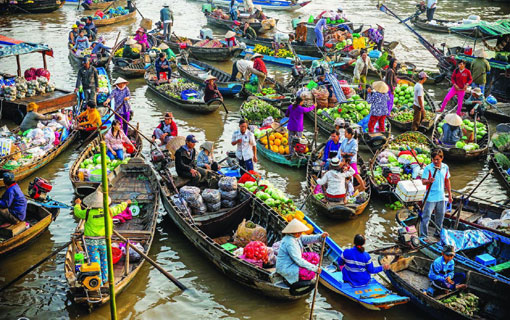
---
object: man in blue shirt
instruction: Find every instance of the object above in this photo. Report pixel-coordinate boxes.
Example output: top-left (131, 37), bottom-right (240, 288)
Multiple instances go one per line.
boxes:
top-left (155, 53), bottom-right (172, 85)
top-left (84, 16), bottom-right (97, 41)
top-left (420, 149), bottom-right (452, 238)
top-left (338, 234), bottom-right (389, 287)
top-left (427, 245), bottom-right (466, 296)
top-left (160, 4), bottom-right (173, 42)
top-left (0, 172), bottom-right (27, 225)
top-left (322, 130), bottom-right (341, 169)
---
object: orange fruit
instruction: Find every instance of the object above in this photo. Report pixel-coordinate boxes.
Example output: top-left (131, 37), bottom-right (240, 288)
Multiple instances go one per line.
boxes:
top-left (275, 132), bottom-right (283, 140)
top-left (285, 146), bottom-right (290, 154)
top-left (274, 138), bottom-right (281, 146)
top-left (260, 136), bottom-right (268, 145)
top-left (305, 147), bottom-right (309, 153)
top-left (295, 210), bottom-right (305, 220)
top-left (281, 137), bottom-right (288, 145)
top-left (271, 145), bottom-right (279, 153)
top-left (278, 145), bottom-right (285, 154)
top-left (269, 134), bottom-right (275, 141)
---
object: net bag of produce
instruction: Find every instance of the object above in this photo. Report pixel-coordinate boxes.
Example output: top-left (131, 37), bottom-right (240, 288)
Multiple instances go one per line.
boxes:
top-left (206, 201), bottom-right (222, 212)
top-left (220, 189), bottom-right (238, 201)
top-left (171, 195), bottom-right (189, 212)
top-left (221, 199), bottom-right (236, 208)
top-left (243, 241), bottom-right (269, 263)
top-left (299, 252), bottom-right (320, 280)
top-left (202, 188), bottom-right (221, 204)
top-left (192, 201), bottom-right (208, 215)
top-left (218, 176), bottom-right (237, 191)
top-left (233, 219), bottom-right (267, 247)
top-left (179, 186), bottom-right (201, 201)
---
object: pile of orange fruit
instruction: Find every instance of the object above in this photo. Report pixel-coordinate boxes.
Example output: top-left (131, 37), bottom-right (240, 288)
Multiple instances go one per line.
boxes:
top-left (283, 210), bottom-right (314, 235)
top-left (260, 131), bottom-right (290, 155)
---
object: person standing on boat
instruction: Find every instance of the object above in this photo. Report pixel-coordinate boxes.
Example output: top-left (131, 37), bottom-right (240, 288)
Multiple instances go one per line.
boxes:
top-left (339, 127), bottom-right (366, 191)
top-left (470, 48), bottom-right (491, 95)
top-left (251, 6), bottom-right (267, 21)
top-left (20, 102), bottom-right (56, 132)
top-left (152, 112), bottom-right (177, 145)
top-left (420, 149), bottom-right (452, 238)
top-left (314, 12), bottom-right (330, 48)
top-left (384, 58), bottom-right (398, 114)
top-left (427, 245), bottom-right (467, 296)
top-left (439, 60), bottom-right (472, 116)
top-left (175, 135), bottom-right (205, 186)
top-left (322, 130), bottom-right (342, 168)
top-left (105, 120), bottom-right (136, 160)
top-left (353, 50), bottom-right (377, 93)
top-left (334, 7), bottom-right (347, 21)
top-left (229, 0), bottom-right (239, 21)
top-left (203, 75), bottom-right (223, 103)
top-left (74, 189), bottom-right (131, 286)
top-left (231, 119), bottom-right (257, 171)
top-left (155, 53), bottom-right (172, 85)
top-left (425, 0), bottom-right (437, 22)
top-left (103, 77), bottom-right (132, 135)
top-left (75, 57), bottom-right (98, 106)
top-left (276, 219), bottom-right (328, 286)
top-left (0, 172), bottom-right (27, 226)
top-left (366, 81), bottom-right (390, 133)
top-left (295, 20), bottom-right (307, 43)
top-left (285, 96), bottom-right (315, 157)
top-left (250, 53), bottom-right (267, 93)
top-left (77, 101), bottom-right (102, 130)
top-left (230, 58), bottom-right (254, 81)
top-left (69, 24), bottom-right (79, 46)
top-left (160, 4), bottom-right (173, 42)
top-left (412, 71), bottom-right (428, 131)
top-left (338, 234), bottom-right (390, 286)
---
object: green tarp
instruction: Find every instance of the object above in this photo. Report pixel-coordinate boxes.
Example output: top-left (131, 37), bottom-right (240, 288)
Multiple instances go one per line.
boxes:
top-left (456, 54), bottom-right (510, 70)
top-left (450, 19), bottom-right (510, 37)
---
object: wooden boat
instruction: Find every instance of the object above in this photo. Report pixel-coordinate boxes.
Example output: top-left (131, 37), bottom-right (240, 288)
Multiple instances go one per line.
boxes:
top-left (485, 103), bottom-right (510, 123)
top-left (177, 58), bottom-right (243, 96)
top-left (411, 17), bottom-right (475, 37)
top-left (82, 0), bottom-right (126, 10)
top-left (238, 36), bottom-right (321, 58)
top-left (0, 201), bottom-right (59, 256)
top-left (242, 76), bottom-right (292, 107)
top-left (447, 196), bottom-right (509, 238)
top-left (93, 10), bottom-right (136, 27)
top-left (202, 0), bottom-right (311, 11)
top-left (382, 254), bottom-right (510, 320)
top-left (204, 11), bottom-right (277, 34)
top-left (166, 35), bottom-right (243, 62)
top-left (256, 139), bottom-right (308, 168)
top-left (68, 47), bottom-right (110, 68)
top-left (65, 158), bottom-right (160, 307)
top-left (369, 131), bottom-right (434, 198)
top-left (306, 145), bottom-right (371, 219)
top-left (145, 72), bottom-right (222, 114)
top-left (111, 35), bottom-right (159, 78)
top-left (431, 113), bottom-right (489, 160)
top-left (0, 127), bottom-right (78, 189)
top-left (156, 164), bottom-right (315, 300)
top-left (0, 0), bottom-right (64, 14)
top-left (238, 46), bottom-right (318, 68)
top-left (69, 127), bottom-right (143, 197)
top-left (396, 208), bottom-right (510, 285)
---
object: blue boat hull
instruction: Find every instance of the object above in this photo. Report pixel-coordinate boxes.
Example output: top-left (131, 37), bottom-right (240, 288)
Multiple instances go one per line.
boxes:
top-left (239, 46), bottom-right (318, 68)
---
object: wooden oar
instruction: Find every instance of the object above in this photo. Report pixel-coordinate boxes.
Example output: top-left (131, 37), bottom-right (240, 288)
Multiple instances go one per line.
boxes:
top-left (113, 230), bottom-right (187, 291)
top-left (452, 169), bottom-right (493, 229)
top-left (106, 31), bottom-right (121, 67)
top-left (207, 97), bottom-right (228, 114)
top-left (309, 237), bottom-right (326, 320)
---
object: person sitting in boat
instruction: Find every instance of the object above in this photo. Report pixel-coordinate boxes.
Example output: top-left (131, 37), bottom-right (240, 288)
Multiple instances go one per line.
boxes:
top-left (276, 219), bottom-right (328, 287)
top-left (20, 102), bottom-right (56, 132)
top-left (105, 120), bottom-right (136, 160)
top-left (91, 36), bottom-right (111, 57)
top-left (334, 7), bottom-right (347, 21)
top-left (322, 130), bottom-right (342, 169)
top-left (204, 75), bottom-right (223, 103)
top-left (338, 234), bottom-right (390, 286)
top-left (103, 77), bottom-right (132, 134)
top-left (295, 20), bottom-right (307, 43)
top-left (0, 172), bottom-right (27, 226)
top-left (316, 158), bottom-right (355, 204)
top-left (77, 101), bottom-right (102, 130)
top-left (464, 87), bottom-right (486, 120)
top-left (175, 135), bottom-right (205, 186)
top-left (197, 141), bottom-right (220, 171)
top-left (242, 21), bottom-right (257, 40)
top-left (74, 188), bottom-right (131, 286)
top-left (225, 31), bottom-right (238, 48)
top-left (122, 38), bottom-right (141, 59)
top-left (334, 118), bottom-right (347, 139)
top-left (353, 49), bottom-right (377, 93)
top-left (230, 58), bottom-right (254, 81)
top-left (427, 245), bottom-right (467, 296)
top-left (250, 53), bottom-right (267, 93)
top-left (340, 127), bottom-right (366, 191)
top-left (84, 16), bottom-right (97, 41)
top-left (75, 29), bottom-right (90, 52)
top-left (69, 24), bottom-right (79, 46)
top-left (366, 81), bottom-right (390, 134)
top-left (441, 113), bottom-right (464, 146)
top-left (134, 28), bottom-right (149, 52)
top-left (229, 0), bottom-right (239, 21)
top-left (155, 53), bottom-right (172, 85)
top-left (152, 112), bottom-right (178, 145)
top-left (251, 5), bottom-right (267, 21)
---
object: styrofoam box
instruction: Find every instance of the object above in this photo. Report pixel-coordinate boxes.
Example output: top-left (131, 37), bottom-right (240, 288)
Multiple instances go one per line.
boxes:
top-left (395, 180), bottom-right (426, 202)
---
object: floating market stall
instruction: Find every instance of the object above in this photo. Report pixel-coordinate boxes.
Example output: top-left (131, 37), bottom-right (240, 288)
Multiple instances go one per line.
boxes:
top-left (238, 45), bottom-right (318, 68)
top-left (165, 35), bottom-right (243, 62)
top-left (198, 0), bottom-right (310, 12)
top-left (89, 7), bottom-right (136, 27)
top-left (490, 129), bottom-right (510, 191)
top-left (112, 35), bottom-right (160, 78)
top-left (0, 35), bottom-right (77, 124)
top-left (81, 0), bottom-right (126, 11)
top-left (203, 5), bottom-right (277, 34)
top-left (410, 16), bottom-right (480, 37)
top-left (0, 0), bottom-right (64, 14)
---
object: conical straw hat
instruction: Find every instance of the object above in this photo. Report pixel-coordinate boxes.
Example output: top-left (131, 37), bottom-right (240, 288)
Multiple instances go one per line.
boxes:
top-left (282, 218), bottom-right (309, 234)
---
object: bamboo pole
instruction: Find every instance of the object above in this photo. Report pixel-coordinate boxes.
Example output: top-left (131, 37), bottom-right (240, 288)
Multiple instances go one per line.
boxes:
top-left (100, 141), bottom-right (117, 320)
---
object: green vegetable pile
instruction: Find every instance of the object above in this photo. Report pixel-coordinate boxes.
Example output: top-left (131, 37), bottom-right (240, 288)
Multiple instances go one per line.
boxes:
top-left (240, 99), bottom-right (281, 122)
top-left (239, 180), bottom-right (296, 216)
top-left (316, 94), bottom-right (370, 124)
top-left (390, 108), bottom-right (435, 123)
top-left (437, 119), bottom-right (487, 150)
top-left (156, 79), bottom-right (199, 99)
top-left (79, 153), bottom-right (130, 171)
top-left (492, 132), bottom-right (510, 152)
top-left (495, 152), bottom-right (510, 171)
top-left (441, 292), bottom-right (480, 317)
top-left (385, 201), bottom-right (403, 210)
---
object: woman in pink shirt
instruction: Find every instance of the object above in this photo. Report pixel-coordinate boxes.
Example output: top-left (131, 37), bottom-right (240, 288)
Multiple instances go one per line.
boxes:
top-left (105, 120), bottom-right (136, 160)
top-left (439, 60), bottom-right (473, 115)
top-left (134, 28), bottom-right (149, 52)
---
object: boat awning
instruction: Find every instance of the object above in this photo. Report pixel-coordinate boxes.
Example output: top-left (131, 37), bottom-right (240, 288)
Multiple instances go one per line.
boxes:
top-left (0, 35), bottom-right (52, 59)
top-left (450, 19), bottom-right (510, 38)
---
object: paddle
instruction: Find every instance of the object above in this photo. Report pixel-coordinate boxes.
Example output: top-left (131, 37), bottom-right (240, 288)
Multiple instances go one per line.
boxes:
top-left (207, 97), bottom-right (228, 114)
top-left (113, 230), bottom-right (187, 291)
top-left (451, 169), bottom-right (493, 229)
top-left (309, 237), bottom-right (326, 320)
top-left (415, 166), bottom-right (440, 235)
top-left (0, 237), bottom-right (77, 292)
top-left (106, 31), bottom-right (121, 67)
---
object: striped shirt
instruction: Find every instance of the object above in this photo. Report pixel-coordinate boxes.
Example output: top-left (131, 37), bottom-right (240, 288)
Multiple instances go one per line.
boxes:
top-left (339, 247), bottom-right (382, 287)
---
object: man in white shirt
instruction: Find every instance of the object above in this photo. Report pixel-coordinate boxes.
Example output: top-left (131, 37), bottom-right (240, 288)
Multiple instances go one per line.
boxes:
top-left (231, 119), bottom-right (257, 171)
top-left (426, 0), bottom-right (437, 22)
top-left (230, 59), bottom-right (254, 81)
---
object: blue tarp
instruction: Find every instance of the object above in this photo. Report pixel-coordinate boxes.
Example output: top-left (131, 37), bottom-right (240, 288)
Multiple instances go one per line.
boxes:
top-left (0, 35), bottom-right (50, 59)
top-left (440, 228), bottom-right (493, 252)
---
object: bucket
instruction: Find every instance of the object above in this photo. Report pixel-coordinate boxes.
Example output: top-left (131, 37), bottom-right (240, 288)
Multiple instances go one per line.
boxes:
top-left (112, 247), bottom-right (123, 264)
top-left (464, 47), bottom-right (473, 56)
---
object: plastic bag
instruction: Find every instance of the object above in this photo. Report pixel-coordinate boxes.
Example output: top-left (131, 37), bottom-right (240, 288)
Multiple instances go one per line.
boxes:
top-left (218, 176), bottom-right (237, 191)
top-left (187, 195), bottom-right (206, 209)
top-left (206, 201), bottom-right (222, 212)
top-left (179, 186), bottom-right (201, 202)
top-left (172, 194), bottom-right (189, 212)
top-left (233, 219), bottom-right (267, 247)
top-left (202, 188), bottom-right (221, 203)
top-left (220, 189), bottom-right (238, 201)
top-left (221, 199), bottom-right (236, 208)
top-left (192, 201), bottom-right (208, 215)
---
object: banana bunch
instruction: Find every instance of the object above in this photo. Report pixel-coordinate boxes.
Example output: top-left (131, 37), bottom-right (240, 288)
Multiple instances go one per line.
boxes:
top-left (275, 49), bottom-right (294, 58)
top-left (253, 44), bottom-right (271, 55)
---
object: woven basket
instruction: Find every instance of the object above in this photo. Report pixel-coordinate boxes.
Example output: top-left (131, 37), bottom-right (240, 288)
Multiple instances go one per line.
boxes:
top-left (166, 136), bottom-right (186, 160)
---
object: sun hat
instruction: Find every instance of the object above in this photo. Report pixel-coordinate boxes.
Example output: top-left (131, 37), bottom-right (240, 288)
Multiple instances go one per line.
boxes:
top-left (158, 43), bottom-right (169, 50)
top-left (250, 53), bottom-right (263, 59)
top-left (164, 112), bottom-right (173, 119)
top-left (372, 81), bottom-right (389, 94)
top-left (442, 245), bottom-right (455, 256)
top-left (337, 7), bottom-right (343, 12)
top-left (475, 48), bottom-right (487, 58)
top-left (418, 71), bottom-right (428, 79)
top-left (200, 141), bottom-right (213, 152)
top-left (113, 77), bottom-right (128, 86)
top-left (445, 113), bottom-right (463, 127)
top-left (204, 74), bottom-right (217, 82)
top-left (330, 157), bottom-right (341, 168)
top-left (72, 24), bottom-right (78, 29)
top-left (282, 218), bottom-right (309, 234)
top-left (186, 134), bottom-right (198, 143)
top-left (126, 38), bottom-right (137, 45)
top-left (136, 27), bottom-right (145, 33)
top-left (377, 23), bottom-right (385, 29)
top-left (255, 5), bottom-right (262, 11)
top-left (334, 117), bottom-right (345, 127)
top-left (225, 30), bottom-right (236, 38)
top-left (471, 87), bottom-right (482, 96)
top-left (83, 188), bottom-right (111, 209)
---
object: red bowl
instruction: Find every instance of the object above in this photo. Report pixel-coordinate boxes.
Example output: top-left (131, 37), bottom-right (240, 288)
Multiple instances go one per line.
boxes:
top-left (112, 247), bottom-right (123, 264)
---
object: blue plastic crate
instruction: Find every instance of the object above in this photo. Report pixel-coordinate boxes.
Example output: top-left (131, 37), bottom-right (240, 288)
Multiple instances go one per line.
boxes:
top-left (475, 253), bottom-right (496, 266)
top-left (219, 168), bottom-right (241, 178)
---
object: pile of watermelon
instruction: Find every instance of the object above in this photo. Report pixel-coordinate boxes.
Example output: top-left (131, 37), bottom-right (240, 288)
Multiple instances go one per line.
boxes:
top-left (316, 94), bottom-right (370, 124)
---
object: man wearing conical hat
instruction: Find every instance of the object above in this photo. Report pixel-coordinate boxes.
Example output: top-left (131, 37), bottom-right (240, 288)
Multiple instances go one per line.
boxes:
top-left (74, 188), bottom-right (131, 285)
